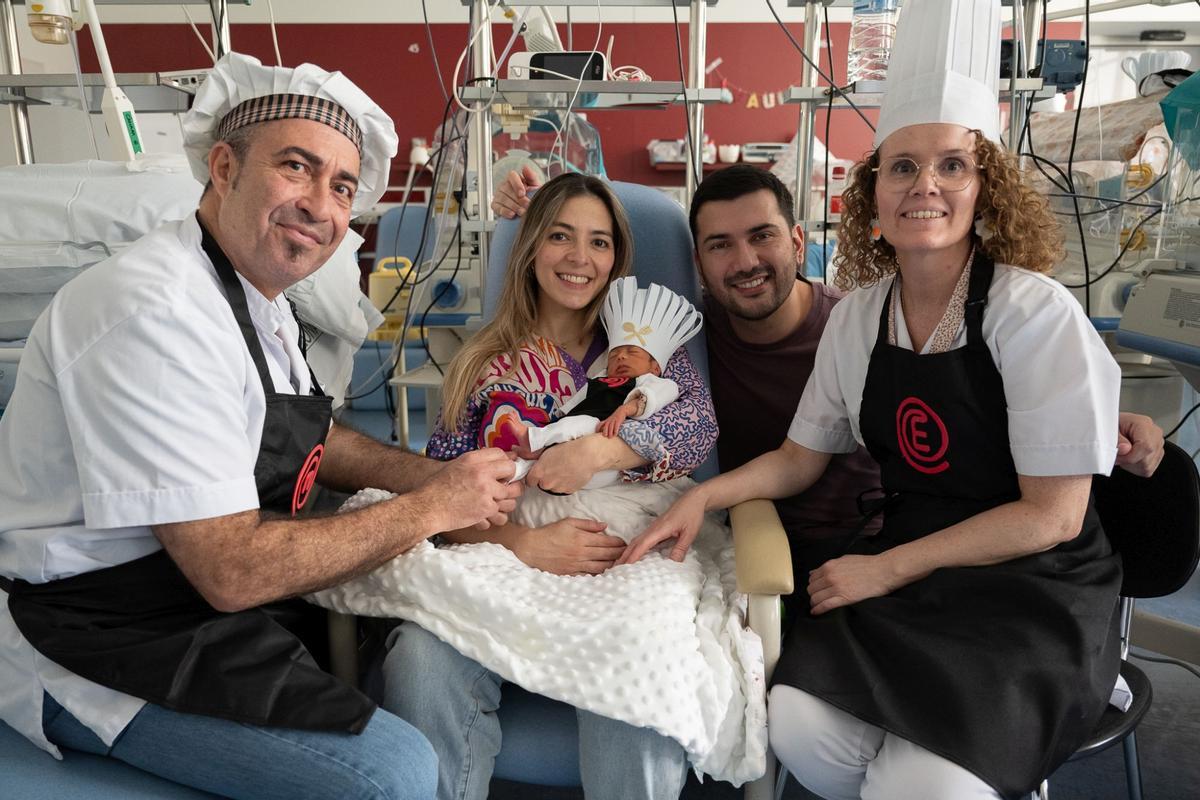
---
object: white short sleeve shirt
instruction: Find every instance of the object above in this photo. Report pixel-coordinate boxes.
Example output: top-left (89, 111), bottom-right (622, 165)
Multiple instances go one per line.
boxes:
top-left (787, 263), bottom-right (1121, 477)
top-left (0, 214), bottom-right (309, 756)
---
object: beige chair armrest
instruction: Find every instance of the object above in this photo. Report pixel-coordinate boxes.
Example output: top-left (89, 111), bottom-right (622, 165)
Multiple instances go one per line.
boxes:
top-left (730, 499), bottom-right (794, 596)
top-left (731, 499), bottom-right (792, 800)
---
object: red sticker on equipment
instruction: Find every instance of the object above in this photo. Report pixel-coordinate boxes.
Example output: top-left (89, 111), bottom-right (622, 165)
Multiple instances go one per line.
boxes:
top-left (292, 443), bottom-right (324, 515)
top-left (895, 397), bottom-right (949, 475)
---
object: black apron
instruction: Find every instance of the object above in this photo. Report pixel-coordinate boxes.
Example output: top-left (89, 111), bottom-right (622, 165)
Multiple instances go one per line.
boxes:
top-left (1, 218), bottom-right (375, 733)
top-left (771, 255), bottom-right (1122, 799)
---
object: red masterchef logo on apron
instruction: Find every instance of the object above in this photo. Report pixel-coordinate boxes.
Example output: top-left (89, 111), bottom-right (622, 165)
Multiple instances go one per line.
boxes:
top-left (896, 397), bottom-right (950, 475)
top-left (291, 443), bottom-right (324, 515)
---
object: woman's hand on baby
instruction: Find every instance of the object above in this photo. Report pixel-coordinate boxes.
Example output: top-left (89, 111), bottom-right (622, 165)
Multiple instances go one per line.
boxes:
top-left (807, 554), bottom-right (901, 615)
top-left (525, 436), bottom-right (605, 493)
top-left (512, 518), bottom-right (627, 575)
top-left (617, 488), bottom-right (707, 565)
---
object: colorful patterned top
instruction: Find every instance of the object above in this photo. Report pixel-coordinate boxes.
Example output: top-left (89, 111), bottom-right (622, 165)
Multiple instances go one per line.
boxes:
top-left (427, 334), bottom-right (718, 482)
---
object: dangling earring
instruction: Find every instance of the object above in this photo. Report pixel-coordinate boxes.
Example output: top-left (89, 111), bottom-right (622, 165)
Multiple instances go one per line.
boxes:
top-left (974, 214), bottom-right (993, 242)
top-left (869, 218), bottom-right (882, 242)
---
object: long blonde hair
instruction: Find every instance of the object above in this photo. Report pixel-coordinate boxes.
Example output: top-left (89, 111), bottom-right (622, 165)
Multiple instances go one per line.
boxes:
top-left (439, 173), bottom-right (634, 429)
top-left (833, 132), bottom-right (1064, 290)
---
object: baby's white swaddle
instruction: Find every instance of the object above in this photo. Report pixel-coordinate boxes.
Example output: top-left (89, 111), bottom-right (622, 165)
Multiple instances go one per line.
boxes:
top-left (308, 477), bottom-right (767, 785)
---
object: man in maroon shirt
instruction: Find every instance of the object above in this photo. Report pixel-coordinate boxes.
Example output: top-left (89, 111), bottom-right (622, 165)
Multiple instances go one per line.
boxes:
top-left (686, 168), bottom-right (881, 600)
top-left (493, 166), bottom-right (1165, 607)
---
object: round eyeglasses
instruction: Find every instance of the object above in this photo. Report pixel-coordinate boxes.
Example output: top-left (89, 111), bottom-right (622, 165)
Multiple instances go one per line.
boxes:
top-left (871, 156), bottom-right (983, 193)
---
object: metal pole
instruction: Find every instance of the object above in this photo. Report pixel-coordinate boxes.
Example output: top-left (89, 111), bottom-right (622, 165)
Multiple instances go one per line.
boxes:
top-left (469, 0), bottom-right (493, 304)
top-left (212, 0), bottom-right (231, 60)
top-left (1006, 0), bottom-right (1024, 153)
top-left (1010, 0), bottom-right (1044, 156)
top-left (793, 2), bottom-right (821, 225)
top-left (1023, 0), bottom-right (1043, 69)
top-left (684, 0), bottom-right (706, 207)
top-left (0, 0), bottom-right (33, 164)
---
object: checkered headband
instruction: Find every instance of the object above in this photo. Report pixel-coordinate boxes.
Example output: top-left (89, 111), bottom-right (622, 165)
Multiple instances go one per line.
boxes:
top-left (215, 93), bottom-right (363, 153)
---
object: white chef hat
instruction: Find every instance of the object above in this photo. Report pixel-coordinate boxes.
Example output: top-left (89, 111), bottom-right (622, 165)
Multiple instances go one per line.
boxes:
top-left (873, 0), bottom-right (1003, 147)
top-left (601, 277), bottom-right (703, 369)
top-left (182, 52), bottom-right (398, 215)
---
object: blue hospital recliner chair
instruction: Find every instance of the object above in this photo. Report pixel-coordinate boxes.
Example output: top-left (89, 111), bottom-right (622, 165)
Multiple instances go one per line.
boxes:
top-left (483, 181), bottom-right (793, 800)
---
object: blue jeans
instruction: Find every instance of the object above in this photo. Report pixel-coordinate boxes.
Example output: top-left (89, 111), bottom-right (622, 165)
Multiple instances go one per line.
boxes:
top-left (42, 692), bottom-right (437, 800)
top-left (382, 622), bottom-right (689, 800)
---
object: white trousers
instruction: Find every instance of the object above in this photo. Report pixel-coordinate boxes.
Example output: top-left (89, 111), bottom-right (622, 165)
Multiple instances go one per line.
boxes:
top-left (768, 685), bottom-right (1003, 800)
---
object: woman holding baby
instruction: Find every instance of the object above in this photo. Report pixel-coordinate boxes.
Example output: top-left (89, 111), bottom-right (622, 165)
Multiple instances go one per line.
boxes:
top-left (382, 172), bottom-right (718, 800)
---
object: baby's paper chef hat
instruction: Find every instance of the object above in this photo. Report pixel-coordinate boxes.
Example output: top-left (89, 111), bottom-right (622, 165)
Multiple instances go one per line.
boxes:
top-left (182, 52), bottom-right (398, 215)
top-left (874, 0), bottom-right (1003, 147)
top-left (601, 277), bottom-right (703, 368)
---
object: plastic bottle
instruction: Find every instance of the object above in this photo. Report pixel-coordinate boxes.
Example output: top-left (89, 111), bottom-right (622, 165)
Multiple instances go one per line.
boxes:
top-left (847, 0), bottom-right (900, 85)
top-left (27, 0), bottom-right (74, 46)
top-left (827, 164), bottom-right (847, 223)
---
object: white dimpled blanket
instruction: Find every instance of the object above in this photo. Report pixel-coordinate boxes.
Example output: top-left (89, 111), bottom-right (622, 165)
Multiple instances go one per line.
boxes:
top-left (307, 478), bottom-right (767, 785)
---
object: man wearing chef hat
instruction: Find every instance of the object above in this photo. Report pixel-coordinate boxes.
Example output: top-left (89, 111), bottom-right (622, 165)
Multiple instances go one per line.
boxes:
top-left (0, 53), bottom-right (520, 799)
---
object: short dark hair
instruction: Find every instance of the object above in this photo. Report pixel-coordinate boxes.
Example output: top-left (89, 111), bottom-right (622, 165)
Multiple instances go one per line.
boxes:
top-left (201, 121), bottom-right (266, 196)
top-left (688, 165), bottom-right (797, 248)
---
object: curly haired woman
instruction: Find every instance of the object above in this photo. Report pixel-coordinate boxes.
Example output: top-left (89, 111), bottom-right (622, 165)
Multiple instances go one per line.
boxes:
top-left (621, 1), bottom-right (1126, 797)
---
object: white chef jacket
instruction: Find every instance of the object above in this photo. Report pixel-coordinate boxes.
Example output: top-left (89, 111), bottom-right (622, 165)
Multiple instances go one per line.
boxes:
top-left (788, 263), bottom-right (1120, 477)
top-left (0, 214), bottom-right (311, 757)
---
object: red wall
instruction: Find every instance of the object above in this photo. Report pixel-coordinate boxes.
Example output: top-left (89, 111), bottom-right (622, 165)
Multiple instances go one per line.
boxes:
top-left (78, 21), bottom-right (1080, 188)
top-left (77, 22), bottom-right (871, 187)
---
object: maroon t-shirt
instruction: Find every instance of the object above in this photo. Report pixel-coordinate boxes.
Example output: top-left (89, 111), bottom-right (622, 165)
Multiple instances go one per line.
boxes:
top-left (705, 281), bottom-right (881, 576)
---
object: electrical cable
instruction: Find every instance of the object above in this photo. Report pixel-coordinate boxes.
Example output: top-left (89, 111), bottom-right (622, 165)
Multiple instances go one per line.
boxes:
top-left (1044, 172), bottom-right (1168, 217)
top-left (1165, 400), bottom-right (1200, 440)
top-left (208, 0), bottom-right (227, 60)
top-left (1070, 0), bottom-right (1089, 316)
top-left (266, 0), bottom-right (282, 66)
top-left (404, 74), bottom-right (478, 386)
top-left (180, 5), bottom-right (217, 63)
top-left (1018, 0), bottom-right (1073, 195)
top-left (550, 0), bottom-right (603, 172)
top-left (763, 0), bottom-right (875, 133)
top-left (821, 2), bottom-right (835, 282)
top-left (346, 58), bottom-right (480, 406)
top-left (1129, 648), bottom-right (1200, 681)
top-left (348, 4), bottom-right (473, 429)
top-left (345, 100), bottom-right (464, 402)
top-left (421, 0), bottom-right (451, 103)
top-left (417, 208), bottom-right (467, 376)
top-left (669, 0), bottom-right (700, 189)
top-left (1047, 194), bottom-right (1161, 212)
top-left (1058, 208), bottom-right (1162, 289)
top-left (66, 28), bottom-right (102, 158)
top-left (451, 0), bottom-right (507, 114)
top-left (493, 5), bottom-right (533, 79)
top-left (375, 97), bottom-right (458, 319)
